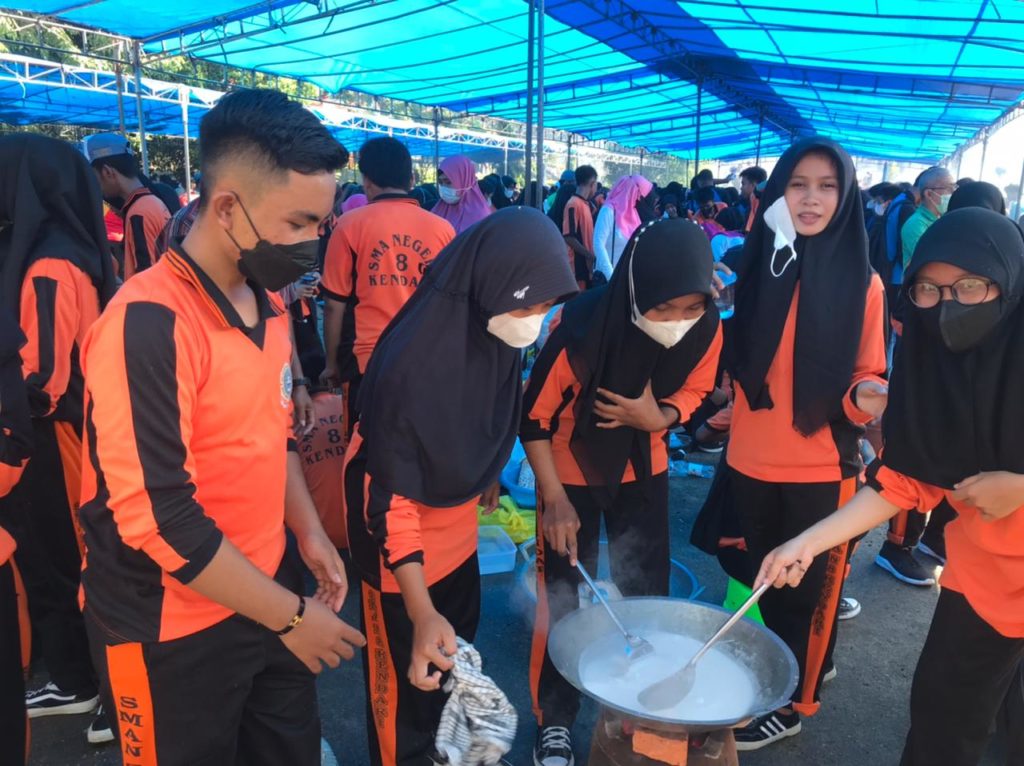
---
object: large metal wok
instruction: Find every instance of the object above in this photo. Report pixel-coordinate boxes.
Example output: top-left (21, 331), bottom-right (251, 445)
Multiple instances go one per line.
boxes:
top-left (548, 597), bottom-right (798, 734)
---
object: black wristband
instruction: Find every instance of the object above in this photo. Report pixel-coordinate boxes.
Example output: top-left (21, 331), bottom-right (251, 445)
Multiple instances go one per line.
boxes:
top-left (292, 377), bottom-right (311, 390)
top-left (276, 595), bottom-right (306, 635)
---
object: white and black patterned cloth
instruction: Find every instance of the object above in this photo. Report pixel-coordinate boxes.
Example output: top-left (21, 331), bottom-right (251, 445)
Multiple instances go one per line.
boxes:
top-left (435, 639), bottom-right (517, 766)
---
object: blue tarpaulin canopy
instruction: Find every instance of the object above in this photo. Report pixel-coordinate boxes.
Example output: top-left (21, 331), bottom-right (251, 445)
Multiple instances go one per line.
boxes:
top-left (0, 52), bottom-right (575, 165)
top-left (2, 0), bottom-right (1023, 162)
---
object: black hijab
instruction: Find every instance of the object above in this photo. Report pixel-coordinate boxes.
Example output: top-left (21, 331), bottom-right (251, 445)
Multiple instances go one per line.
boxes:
top-left (358, 207), bottom-right (578, 507)
top-left (528, 218), bottom-right (719, 496)
top-left (0, 134), bottom-right (117, 312)
top-left (948, 181), bottom-right (1006, 216)
top-left (883, 208), bottom-right (1024, 489)
top-left (730, 136), bottom-right (871, 435)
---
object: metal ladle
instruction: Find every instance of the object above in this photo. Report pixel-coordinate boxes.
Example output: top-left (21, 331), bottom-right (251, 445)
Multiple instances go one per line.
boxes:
top-left (575, 560), bottom-right (654, 661)
top-left (638, 581), bottom-right (771, 711)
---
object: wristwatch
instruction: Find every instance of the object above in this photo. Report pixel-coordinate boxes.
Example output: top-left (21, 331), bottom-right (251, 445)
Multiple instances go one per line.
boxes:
top-left (292, 377), bottom-right (311, 390)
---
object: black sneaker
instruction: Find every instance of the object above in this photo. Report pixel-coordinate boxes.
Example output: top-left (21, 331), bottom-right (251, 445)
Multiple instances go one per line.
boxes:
top-left (918, 535), bottom-right (946, 565)
top-left (838, 596), bottom-right (861, 621)
top-left (86, 705), bottom-right (115, 745)
top-left (25, 681), bottom-right (99, 718)
top-left (534, 726), bottom-right (574, 766)
top-left (874, 541), bottom-right (936, 587)
top-left (734, 709), bottom-right (802, 751)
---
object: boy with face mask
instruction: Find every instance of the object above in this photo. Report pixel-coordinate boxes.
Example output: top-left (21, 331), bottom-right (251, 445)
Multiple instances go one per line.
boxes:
top-left (78, 89), bottom-right (365, 765)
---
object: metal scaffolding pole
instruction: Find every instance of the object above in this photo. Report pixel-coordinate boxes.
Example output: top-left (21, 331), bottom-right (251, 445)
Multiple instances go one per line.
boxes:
top-left (1016, 152), bottom-right (1024, 218)
top-left (694, 79), bottom-right (703, 173)
top-left (180, 85), bottom-right (191, 195)
top-left (755, 112), bottom-right (763, 165)
top-left (115, 42), bottom-right (126, 134)
top-left (566, 133), bottom-right (573, 170)
top-left (504, 138), bottom-right (509, 175)
top-left (131, 40), bottom-right (148, 174)
top-left (524, 0), bottom-right (535, 205)
top-left (639, 148), bottom-right (645, 172)
top-left (979, 131), bottom-right (989, 179)
top-left (432, 107), bottom-right (441, 177)
top-left (535, 0), bottom-right (546, 210)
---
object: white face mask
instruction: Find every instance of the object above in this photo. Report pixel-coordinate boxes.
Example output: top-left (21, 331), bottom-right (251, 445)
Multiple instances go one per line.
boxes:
top-left (937, 193), bottom-right (952, 216)
top-left (628, 256), bottom-right (703, 349)
top-left (487, 312), bottom-right (545, 348)
top-left (438, 185), bottom-right (462, 205)
top-left (504, 187), bottom-right (515, 200)
top-left (762, 196), bottom-right (799, 277)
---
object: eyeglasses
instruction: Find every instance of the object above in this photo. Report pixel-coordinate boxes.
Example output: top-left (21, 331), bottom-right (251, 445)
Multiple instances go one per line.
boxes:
top-left (925, 184), bottom-right (956, 195)
top-left (908, 277), bottom-right (994, 308)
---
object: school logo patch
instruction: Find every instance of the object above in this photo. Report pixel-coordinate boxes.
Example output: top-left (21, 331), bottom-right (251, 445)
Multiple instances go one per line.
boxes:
top-left (513, 285), bottom-right (530, 301)
top-left (280, 363), bottom-right (293, 408)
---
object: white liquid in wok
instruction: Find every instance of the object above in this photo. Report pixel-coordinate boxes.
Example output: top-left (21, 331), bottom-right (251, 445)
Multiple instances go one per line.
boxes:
top-left (578, 631), bottom-right (757, 722)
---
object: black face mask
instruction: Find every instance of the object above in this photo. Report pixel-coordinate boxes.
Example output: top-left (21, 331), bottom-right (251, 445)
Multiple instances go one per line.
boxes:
top-left (226, 195), bottom-right (319, 292)
top-left (919, 298), bottom-right (1005, 353)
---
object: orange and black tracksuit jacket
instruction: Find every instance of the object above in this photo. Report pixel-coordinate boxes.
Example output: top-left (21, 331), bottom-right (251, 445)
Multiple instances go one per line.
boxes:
top-left (79, 245), bottom-right (296, 645)
top-left (78, 246), bottom-right (308, 764)
top-left (727, 274), bottom-right (888, 716)
top-left (121, 188), bottom-right (171, 281)
top-left (344, 426), bottom-right (481, 766)
top-left (521, 324), bottom-right (722, 729)
top-left (322, 195), bottom-right (456, 375)
top-left (1, 327), bottom-right (31, 766)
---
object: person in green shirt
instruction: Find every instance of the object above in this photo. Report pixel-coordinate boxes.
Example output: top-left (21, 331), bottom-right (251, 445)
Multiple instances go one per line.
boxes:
top-left (901, 167), bottom-right (956, 269)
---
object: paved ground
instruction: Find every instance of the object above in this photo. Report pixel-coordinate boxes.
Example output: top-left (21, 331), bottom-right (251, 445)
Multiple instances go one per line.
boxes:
top-left (27, 466), bottom-right (1010, 765)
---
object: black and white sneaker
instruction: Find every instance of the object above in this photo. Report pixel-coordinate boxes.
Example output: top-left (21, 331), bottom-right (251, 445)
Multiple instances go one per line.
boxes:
top-left (534, 726), bottom-right (574, 766)
top-left (86, 706), bottom-right (115, 745)
top-left (838, 596), bottom-right (861, 620)
top-left (874, 541), bottom-right (936, 587)
top-left (25, 681), bottom-right (99, 718)
top-left (734, 709), bottom-right (802, 751)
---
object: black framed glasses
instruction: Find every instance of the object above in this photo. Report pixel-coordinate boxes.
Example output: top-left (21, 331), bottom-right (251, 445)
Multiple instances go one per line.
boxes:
top-left (908, 277), bottom-right (994, 309)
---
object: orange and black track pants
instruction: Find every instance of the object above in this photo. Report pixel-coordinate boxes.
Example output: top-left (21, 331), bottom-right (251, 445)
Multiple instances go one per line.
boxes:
top-left (887, 498), bottom-right (956, 548)
top-left (731, 469), bottom-right (856, 716)
top-left (531, 474), bottom-right (670, 729)
top-left (1, 558), bottom-right (29, 766)
top-left (360, 554), bottom-right (480, 766)
top-left (901, 589), bottom-right (1024, 766)
top-left (12, 418), bottom-right (95, 696)
top-left (86, 607), bottom-right (321, 766)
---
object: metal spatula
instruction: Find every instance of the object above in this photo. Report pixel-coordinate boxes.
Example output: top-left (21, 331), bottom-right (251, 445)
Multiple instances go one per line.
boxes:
top-left (638, 581), bottom-right (771, 711)
top-left (575, 560), bottom-right (654, 661)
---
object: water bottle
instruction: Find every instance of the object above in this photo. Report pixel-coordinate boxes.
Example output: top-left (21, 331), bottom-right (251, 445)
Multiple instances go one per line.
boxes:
top-left (669, 460), bottom-right (714, 478)
top-left (714, 269), bottom-right (737, 320)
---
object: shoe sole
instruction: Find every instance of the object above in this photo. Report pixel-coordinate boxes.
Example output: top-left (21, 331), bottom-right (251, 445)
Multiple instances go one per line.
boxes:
top-left (735, 720), bottom-right (802, 751)
top-left (87, 729), bottom-right (116, 746)
top-left (838, 604), bottom-right (861, 620)
top-left (534, 753), bottom-right (575, 766)
top-left (697, 445), bottom-right (725, 453)
top-left (873, 555), bottom-right (935, 587)
top-left (917, 542), bottom-right (946, 565)
top-left (823, 668), bottom-right (838, 683)
top-left (27, 697), bottom-right (99, 719)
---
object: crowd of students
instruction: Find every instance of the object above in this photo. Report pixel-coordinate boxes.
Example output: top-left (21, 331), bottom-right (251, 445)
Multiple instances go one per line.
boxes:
top-left (0, 86), bottom-right (1021, 766)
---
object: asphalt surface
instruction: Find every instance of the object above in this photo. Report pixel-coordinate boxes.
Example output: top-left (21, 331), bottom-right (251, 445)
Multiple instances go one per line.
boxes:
top-left (27, 465), bottom-right (1009, 766)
